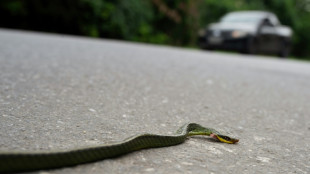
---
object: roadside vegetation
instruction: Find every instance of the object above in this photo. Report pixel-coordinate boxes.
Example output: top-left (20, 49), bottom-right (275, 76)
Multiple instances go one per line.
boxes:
top-left (1, 0), bottom-right (309, 60)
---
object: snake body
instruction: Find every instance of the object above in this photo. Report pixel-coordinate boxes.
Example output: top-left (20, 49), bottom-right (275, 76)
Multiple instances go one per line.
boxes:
top-left (0, 123), bottom-right (238, 173)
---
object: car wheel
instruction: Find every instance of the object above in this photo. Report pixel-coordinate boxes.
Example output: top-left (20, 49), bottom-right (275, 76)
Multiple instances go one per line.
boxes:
top-left (242, 37), bottom-right (257, 55)
top-left (278, 40), bottom-right (290, 58)
top-left (205, 46), bottom-right (214, 51)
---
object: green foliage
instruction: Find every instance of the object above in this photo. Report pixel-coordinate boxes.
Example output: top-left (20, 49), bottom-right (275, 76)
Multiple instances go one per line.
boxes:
top-left (0, 0), bottom-right (309, 59)
top-left (110, 0), bottom-right (152, 40)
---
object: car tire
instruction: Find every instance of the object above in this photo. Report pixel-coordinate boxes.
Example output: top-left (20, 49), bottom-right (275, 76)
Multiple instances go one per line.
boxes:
top-left (278, 40), bottom-right (290, 58)
top-left (205, 46), bottom-right (214, 51)
top-left (241, 37), bottom-right (257, 55)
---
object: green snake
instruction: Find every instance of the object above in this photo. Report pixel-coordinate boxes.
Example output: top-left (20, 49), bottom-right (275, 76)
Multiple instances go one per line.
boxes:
top-left (0, 123), bottom-right (238, 173)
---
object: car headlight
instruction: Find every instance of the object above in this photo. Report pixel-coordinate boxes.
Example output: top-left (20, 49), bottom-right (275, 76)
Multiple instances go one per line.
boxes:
top-left (231, 30), bottom-right (248, 38)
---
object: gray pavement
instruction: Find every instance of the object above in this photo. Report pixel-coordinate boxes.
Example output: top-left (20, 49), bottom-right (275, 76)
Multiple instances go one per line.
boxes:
top-left (0, 28), bottom-right (309, 174)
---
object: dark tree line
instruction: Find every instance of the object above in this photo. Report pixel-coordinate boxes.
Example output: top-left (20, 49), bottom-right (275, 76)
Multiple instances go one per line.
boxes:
top-left (1, 0), bottom-right (309, 59)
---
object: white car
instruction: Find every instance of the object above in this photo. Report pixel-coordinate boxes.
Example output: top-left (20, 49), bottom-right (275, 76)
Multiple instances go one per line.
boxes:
top-left (198, 11), bottom-right (293, 57)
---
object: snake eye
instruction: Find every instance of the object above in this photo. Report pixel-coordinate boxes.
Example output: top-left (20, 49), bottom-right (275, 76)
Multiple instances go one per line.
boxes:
top-left (218, 135), bottom-right (231, 141)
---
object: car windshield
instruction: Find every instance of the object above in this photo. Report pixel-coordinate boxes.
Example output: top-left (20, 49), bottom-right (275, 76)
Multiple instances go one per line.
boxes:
top-left (220, 13), bottom-right (264, 24)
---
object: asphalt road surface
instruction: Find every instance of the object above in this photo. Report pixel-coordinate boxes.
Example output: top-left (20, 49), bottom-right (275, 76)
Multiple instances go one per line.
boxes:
top-left (0, 29), bottom-right (309, 174)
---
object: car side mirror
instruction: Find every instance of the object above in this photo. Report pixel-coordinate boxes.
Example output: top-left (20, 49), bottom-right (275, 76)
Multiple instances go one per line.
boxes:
top-left (262, 18), bottom-right (273, 27)
top-left (260, 21), bottom-right (276, 34)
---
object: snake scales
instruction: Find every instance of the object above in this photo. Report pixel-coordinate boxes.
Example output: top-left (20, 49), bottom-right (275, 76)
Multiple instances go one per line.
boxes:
top-left (0, 123), bottom-right (238, 173)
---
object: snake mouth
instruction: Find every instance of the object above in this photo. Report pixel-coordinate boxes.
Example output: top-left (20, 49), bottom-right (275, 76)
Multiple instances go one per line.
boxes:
top-left (210, 133), bottom-right (239, 144)
top-left (210, 133), bottom-right (219, 139)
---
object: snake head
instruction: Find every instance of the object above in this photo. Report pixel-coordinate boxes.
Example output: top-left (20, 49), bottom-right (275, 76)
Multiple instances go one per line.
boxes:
top-left (210, 133), bottom-right (239, 144)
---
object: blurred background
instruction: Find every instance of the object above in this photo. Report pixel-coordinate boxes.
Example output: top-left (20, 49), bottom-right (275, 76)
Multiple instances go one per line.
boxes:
top-left (0, 0), bottom-right (309, 60)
